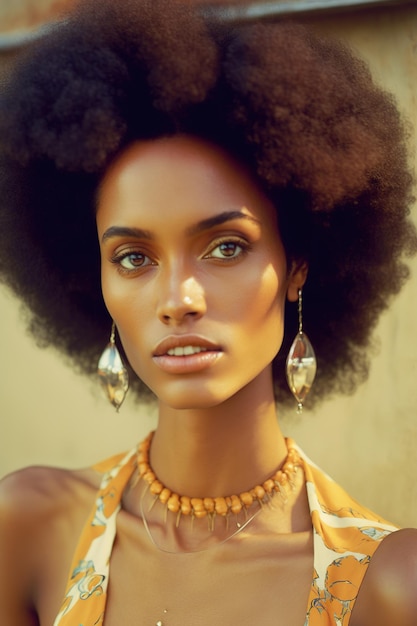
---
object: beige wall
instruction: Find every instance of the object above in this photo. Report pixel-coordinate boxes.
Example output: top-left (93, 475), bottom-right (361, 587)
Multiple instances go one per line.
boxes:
top-left (1, 3), bottom-right (416, 528)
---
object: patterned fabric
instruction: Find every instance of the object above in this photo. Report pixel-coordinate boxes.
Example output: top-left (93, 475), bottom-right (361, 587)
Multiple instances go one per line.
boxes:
top-left (299, 443), bottom-right (398, 625)
top-left (52, 438), bottom-right (398, 626)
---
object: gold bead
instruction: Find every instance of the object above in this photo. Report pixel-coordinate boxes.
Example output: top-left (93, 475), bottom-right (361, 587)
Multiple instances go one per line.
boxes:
top-left (230, 495), bottom-right (242, 514)
top-left (240, 492), bottom-right (253, 507)
top-left (279, 473), bottom-right (288, 486)
top-left (150, 480), bottom-right (163, 495)
top-left (191, 498), bottom-right (207, 518)
top-left (159, 487), bottom-right (171, 504)
top-left (180, 496), bottom-right (192, 515)
top-left (143, 470), bottom-right (156, 485)
top-left (263, 479), bottom-right (275, 494)
top-left (214, 497), bottom-right (229, 516)
top-left (203, 497), bottom-right (215, 513)
top-left (167, 494), bottom-right (180, 513)
top-left (284, 462), bottom-right (294, 474)
top-left (253, 485), bottom-right (266, 501)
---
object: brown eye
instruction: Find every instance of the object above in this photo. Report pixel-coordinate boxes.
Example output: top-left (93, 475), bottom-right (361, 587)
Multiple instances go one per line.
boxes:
top-left (120, 253), bottom-right (148, 269)
top-left (218, 242), bottom-right (240, 257)
top-left (205, 239), bottom-right (247, 260)
top-left (112, 251), bottom-right (155, 272)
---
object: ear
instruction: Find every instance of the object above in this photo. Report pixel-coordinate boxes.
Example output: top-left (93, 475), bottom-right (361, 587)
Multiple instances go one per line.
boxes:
top-left (287, 261), bottom-right (308, 302)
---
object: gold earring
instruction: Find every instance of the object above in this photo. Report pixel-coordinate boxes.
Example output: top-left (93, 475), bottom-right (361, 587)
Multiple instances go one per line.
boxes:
top-left (98, 322), bottom-right (129, 411)
top-left (286, 289), bottom-right (317, 413)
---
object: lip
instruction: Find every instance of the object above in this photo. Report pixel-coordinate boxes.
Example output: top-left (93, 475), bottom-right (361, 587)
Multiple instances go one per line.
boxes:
top-left (152, 335), bottom-right (223, 374)
top-left (153, 335), bottom-right (222, 357)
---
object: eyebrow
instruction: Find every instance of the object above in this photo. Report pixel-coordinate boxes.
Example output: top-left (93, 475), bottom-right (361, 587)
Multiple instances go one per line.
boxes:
top-left (101, 211), bottom-right (260, 243)
top-left (186, 211), bottom-right (260, 235)
top-left (102, 226), bottom-right (153, 243)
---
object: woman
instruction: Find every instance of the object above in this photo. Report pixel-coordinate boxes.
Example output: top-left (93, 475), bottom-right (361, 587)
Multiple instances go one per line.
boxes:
top-left (0, 1), bottom-right (416, 624)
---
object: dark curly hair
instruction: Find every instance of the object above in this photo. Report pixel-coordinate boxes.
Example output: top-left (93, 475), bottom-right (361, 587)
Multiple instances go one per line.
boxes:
top-left (0, 0), bottom-right (416, 407)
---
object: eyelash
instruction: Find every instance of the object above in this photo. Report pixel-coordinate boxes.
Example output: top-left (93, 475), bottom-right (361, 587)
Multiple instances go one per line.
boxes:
top-left (202, 236), bottom-right (251, 261)
top-left (110, 236), bottom-right (251, 275)
top-left (110, 250), bottom-right (155, 274)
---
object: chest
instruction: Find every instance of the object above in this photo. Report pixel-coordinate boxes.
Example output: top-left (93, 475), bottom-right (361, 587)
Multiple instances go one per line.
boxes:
top-left (103, 514), bottom-right (314, 626)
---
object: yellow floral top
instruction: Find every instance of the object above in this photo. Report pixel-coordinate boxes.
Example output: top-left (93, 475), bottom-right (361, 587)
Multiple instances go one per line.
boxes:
top-left (52, 438), bottom-right (398, 626)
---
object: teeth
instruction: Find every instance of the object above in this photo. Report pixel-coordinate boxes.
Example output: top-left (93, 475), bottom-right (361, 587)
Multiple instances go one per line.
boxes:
top-left (167, 345), bottom-right (208, 356)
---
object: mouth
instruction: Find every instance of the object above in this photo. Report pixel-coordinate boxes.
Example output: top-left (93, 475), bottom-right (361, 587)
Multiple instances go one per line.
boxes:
top-left (153, 335), bottom-right (222, 357)
top-left (166, 345), bottom-right (209, 356)
top-left (152, 336), bottom-right (223, 374)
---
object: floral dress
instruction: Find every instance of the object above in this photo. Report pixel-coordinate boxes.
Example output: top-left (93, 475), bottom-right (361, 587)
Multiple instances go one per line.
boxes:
top-left (52, 438), bottom-right (398, 626)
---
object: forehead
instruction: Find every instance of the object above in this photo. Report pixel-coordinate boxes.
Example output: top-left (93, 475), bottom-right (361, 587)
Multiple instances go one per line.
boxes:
top-left (97, 135), bottom-right (277, 229)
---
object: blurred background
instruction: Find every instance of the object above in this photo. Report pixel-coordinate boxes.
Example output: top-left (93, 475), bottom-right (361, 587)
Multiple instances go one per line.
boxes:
top-left (1, 0), bottom-right (416, 527)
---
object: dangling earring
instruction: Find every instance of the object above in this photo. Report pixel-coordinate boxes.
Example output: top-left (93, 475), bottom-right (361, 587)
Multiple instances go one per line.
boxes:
top-left (286, 289), bottom-right (317, 413)
top-left (98, 322), bottom-right (129, 411)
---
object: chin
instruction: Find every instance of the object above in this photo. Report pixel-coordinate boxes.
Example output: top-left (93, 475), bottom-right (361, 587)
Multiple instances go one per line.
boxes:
top-left (158, 391), bottom-right (228, 411)
top-left (149, 378), bottom-right (238, 411)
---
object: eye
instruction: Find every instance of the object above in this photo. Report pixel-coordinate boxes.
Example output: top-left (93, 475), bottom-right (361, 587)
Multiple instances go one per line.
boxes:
top-left (111, 251), bottom-right (154, 272)
top-left (204, 238), bottom-right (249, 261)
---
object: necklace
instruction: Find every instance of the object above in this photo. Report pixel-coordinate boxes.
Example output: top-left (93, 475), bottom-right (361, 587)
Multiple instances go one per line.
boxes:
top-left (135, 431), bottom-right (302, 532)
top-left (140, 490), bottom-right (264, 554)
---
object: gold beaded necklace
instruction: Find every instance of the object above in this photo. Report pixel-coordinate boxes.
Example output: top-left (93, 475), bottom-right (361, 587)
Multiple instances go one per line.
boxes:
top-left (136, 430), bottom-right (302, 531)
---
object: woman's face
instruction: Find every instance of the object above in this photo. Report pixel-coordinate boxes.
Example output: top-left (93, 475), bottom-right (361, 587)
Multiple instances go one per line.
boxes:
top-left (97, 136), bottom-right (300, 409)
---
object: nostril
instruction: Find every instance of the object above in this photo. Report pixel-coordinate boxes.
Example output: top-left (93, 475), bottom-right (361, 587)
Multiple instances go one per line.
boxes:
top-left (162, 310), bottom-right (199, 322)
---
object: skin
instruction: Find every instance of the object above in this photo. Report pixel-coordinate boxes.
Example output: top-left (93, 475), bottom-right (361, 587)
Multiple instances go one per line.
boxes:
top-left (97, 135), bottom-right (305, 498)
top-left (0, 135), bottom-right (416, 625)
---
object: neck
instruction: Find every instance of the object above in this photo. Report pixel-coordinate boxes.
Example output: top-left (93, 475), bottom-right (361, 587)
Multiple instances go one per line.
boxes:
top-left (149, 371), bottom-right (288, 498)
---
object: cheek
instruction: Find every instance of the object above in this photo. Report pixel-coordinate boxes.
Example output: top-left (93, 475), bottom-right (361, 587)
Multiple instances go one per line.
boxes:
top-left (100, 273), bottom-right (156, 377)
top-left (236, 261), bottom-right (288, 371)
top-left (236, 262), bottom-right (287, 329)
top-left (100, 270), bottom-right (148, 344)
top-left (101, 270), bottom-right (126, 320)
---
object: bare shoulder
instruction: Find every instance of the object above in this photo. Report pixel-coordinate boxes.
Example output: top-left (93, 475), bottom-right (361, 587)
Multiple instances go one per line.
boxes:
top-left (0, 463), bottom-right (101, 625)
top-left (1, 460), bottom-right (99, 500)
top-left (0, 462), bottom-right (101, 532)
top-left (353, 528), bottom-right (417, 626)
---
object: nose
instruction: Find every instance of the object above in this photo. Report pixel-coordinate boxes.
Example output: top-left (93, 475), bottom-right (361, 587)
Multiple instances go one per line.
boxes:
top-left (156, 273), bottom-right (207, 326)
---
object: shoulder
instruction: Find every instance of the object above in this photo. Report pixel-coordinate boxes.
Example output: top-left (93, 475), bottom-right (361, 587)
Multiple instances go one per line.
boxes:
top-left (0, 463), bottom-right (101, 523)
top-left (353, 528), bottom-right (417, 626)
top-left (0, 464), bottom-right (101, 624)
top-left (0, 463), bottom-right (102, 560)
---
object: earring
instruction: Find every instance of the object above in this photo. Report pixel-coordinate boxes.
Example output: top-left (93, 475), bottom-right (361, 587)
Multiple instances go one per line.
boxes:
top-left (98, 322), bottom-right (129, 411)
top-left (286, 289), bottom-right (317, 413)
